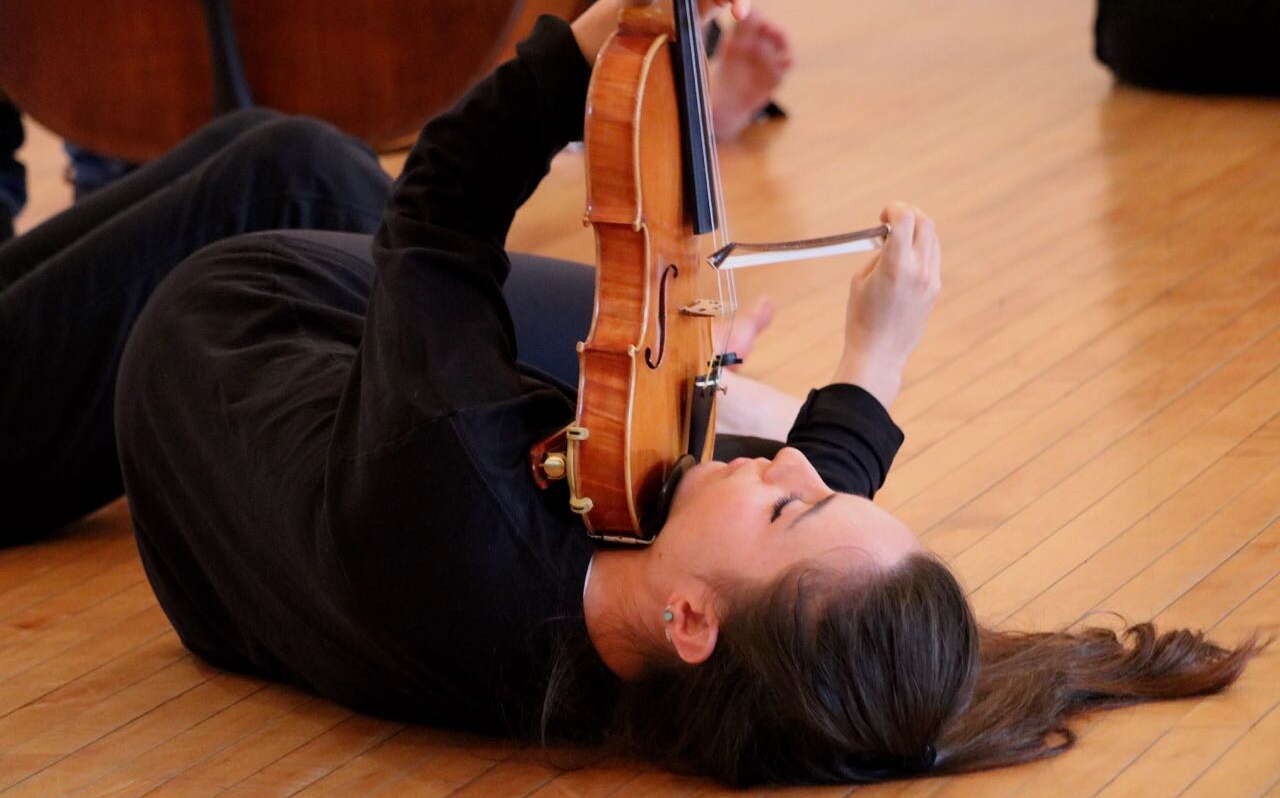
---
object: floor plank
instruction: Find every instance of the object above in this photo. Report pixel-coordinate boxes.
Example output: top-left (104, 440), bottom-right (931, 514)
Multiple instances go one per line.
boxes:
top-left (4, 0), bottom-right (1277, 794)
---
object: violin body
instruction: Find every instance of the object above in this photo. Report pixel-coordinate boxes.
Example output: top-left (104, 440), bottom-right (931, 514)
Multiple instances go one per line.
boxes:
top-left (568, 1), bottom-right (718, 538)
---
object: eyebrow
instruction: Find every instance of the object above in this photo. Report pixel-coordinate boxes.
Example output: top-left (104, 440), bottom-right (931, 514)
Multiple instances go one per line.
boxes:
top-left (789, 493), bottom-right (838, 530)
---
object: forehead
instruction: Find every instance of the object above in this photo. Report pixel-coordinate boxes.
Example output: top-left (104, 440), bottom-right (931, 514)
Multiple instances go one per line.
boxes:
top-left (795, 494), bottom-right (918, 566)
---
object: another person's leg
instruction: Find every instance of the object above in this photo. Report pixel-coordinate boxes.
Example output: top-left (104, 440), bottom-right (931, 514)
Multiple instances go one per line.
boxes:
top-left (0, 113), bottom-right (391, 543)
top-left (0, 108), bottom-right (281, 287)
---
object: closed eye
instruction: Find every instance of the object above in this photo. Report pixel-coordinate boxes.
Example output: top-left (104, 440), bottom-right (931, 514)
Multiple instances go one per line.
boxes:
top-left (770, 493), bottom-right (799, 523)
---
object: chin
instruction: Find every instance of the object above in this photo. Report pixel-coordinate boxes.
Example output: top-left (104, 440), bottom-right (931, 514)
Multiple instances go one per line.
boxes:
top-left (667, 460), bottom-right (724, 510)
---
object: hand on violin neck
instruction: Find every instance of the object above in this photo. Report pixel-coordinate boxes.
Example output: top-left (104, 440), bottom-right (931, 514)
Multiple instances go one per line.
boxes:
top-left (572, 0), bottom-right (751, 64)
top-left (833, 202), bottom-right (943, 410)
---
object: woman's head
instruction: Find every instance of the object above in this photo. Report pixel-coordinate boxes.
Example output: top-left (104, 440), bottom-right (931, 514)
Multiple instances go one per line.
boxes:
top-left (593, 545), bottom-right (1260, 787)
top-left (658, 447), bottom-right (920, 580)
top-left (644, 447), bottom-right (922, 666)
top-left (559, 446), bottom-right (1262, 786)
top-left (570, 446), bottom-right (974, 782)
top-left (611, 552), bottom-right (979, 785)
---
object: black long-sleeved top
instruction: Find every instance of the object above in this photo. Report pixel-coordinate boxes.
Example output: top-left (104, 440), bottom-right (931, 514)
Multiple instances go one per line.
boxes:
top-left (119, 16), bottom-right (904, 738)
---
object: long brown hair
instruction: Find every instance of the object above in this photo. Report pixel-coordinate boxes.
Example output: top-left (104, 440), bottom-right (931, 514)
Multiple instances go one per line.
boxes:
top-left (569, 553), bottom-right (1263, 787)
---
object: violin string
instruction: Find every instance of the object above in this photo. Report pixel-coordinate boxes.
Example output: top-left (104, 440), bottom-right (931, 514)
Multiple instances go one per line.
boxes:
top-left (693, 4), bottom-right (738, 366)
top-left (685, 1), bottom-right (723, 327)
top-left (692, 30), bottom-right (725, 336)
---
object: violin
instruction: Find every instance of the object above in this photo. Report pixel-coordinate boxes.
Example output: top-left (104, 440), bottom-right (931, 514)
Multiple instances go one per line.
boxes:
top-left (532, 0), bottom-right (888, 544)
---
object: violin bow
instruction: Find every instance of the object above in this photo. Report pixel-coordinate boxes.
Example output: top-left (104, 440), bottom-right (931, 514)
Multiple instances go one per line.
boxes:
top-left (708, 223), bottom-right (891, 271)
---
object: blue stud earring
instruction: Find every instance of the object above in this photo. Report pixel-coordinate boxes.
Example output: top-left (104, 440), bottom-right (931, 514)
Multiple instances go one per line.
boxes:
top-left (662, 608), bottom-right (675, 623)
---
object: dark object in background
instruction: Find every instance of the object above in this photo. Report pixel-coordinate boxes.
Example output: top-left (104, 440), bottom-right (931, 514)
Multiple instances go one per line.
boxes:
top-left (1, 98), bottom-right (25, 242)
top-left (1096, 0), bottom-right (1280, 95)
top-left (63, 143), bottom-right (137, 201)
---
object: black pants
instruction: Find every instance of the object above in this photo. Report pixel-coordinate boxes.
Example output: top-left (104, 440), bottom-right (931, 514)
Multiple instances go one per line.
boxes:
top-left (0, 108), bottom-right (774, 544)
top-left (0, 109), bottom-right (391, 541)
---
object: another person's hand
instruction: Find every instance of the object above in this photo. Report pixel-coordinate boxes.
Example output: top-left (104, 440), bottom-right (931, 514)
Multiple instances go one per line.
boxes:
top-left (833, 202), bottom-right (942, 410)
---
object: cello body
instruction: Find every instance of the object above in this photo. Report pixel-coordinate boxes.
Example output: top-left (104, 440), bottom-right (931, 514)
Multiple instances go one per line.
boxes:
top-left (568, 1), bottom-right (718, 538)
top-left (0, 0), bottom-right (587, 162)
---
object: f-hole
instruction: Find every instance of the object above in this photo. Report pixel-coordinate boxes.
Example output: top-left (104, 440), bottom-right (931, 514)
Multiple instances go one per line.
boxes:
top-left (645, 264), bottom-right (679, 369)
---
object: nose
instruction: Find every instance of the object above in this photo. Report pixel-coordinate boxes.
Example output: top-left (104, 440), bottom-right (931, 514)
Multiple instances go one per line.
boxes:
top-left (764, 447), bottom-right (827, 491)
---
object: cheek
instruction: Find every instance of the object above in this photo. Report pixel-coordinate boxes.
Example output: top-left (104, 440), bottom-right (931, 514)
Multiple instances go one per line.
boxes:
top-left (662, 461), bottom-right (791, 570)
top-left (673, 487), bottom-right (766, 559)
top-left (670, 462), bottom-right (724, 508)
top-left (709, 502), bottom-right (781, 574)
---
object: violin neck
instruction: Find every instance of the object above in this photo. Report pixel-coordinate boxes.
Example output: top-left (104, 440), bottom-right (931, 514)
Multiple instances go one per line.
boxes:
top-left (673, 0), bottom-right (719, 235)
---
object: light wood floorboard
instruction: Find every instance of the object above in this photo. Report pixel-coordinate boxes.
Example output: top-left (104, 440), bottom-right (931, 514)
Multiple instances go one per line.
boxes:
top-left (5, 0), bottom-right (1277, 794)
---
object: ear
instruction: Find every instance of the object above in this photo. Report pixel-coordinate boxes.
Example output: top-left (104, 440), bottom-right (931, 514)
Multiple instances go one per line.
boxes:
top-left (666, 593), bottom-right (721, 666)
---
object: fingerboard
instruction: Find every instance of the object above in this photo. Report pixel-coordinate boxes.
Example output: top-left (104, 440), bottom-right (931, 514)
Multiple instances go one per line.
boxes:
top-left (673, 0), bottom-right (719, 235)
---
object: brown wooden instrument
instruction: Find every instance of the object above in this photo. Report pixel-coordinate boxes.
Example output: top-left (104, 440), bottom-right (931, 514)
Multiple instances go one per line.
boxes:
top-left (534, 0), bottom-right (734, 543)
top-left (530, 0), bottom-right (891, 543)
top-left (0, 0), bottom-right (588, 162)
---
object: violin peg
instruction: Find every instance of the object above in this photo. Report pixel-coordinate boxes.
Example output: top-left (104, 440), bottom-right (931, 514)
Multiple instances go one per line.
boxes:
top-left (541, 453), bottom-right (567, 480)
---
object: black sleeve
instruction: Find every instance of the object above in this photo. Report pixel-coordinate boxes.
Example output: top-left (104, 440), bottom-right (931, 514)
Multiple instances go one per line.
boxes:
top-left (786, 384), bottom-right (904, 498)
top-left (319, 17), bottom-right (590, 613)
top-left (358, 16), bottom-right (591, 436)
top-left (108, 16), bottom-right (603, 719)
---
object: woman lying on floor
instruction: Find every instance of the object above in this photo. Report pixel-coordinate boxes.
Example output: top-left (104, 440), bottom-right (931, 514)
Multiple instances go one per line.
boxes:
top-left (0, 0), bottom-right (1260, 787)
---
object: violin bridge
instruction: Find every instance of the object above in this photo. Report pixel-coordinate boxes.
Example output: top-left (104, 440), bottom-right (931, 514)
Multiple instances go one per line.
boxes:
top-left (680, 299), bottom-right (723, 317)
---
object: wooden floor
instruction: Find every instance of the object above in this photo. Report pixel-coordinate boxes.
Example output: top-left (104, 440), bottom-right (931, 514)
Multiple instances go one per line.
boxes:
top-left (6, 0), bottom-right (1279, 794)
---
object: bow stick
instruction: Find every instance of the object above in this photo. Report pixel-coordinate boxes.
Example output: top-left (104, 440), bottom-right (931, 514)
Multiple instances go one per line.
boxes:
top-left (708, 224), bottom-right (891, 271)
